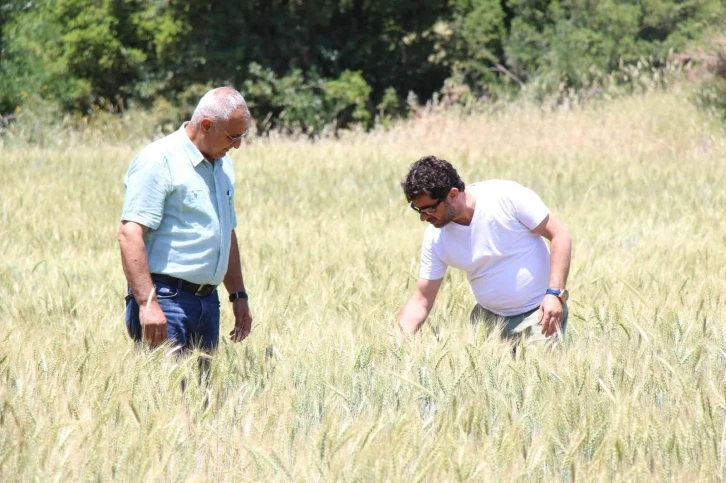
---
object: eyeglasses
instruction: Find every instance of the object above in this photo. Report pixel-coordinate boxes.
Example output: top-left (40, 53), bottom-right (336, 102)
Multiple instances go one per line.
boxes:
top-left (410, 197), bottom-right (445, 215)
top-left (217, 123), bottom-right (249, 145)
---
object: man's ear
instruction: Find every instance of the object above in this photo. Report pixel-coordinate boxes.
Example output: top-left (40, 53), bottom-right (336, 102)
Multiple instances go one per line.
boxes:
top-left (200, 118), bottom-right (213, 132)
top-left (448, 187), bottom-right (459, 201)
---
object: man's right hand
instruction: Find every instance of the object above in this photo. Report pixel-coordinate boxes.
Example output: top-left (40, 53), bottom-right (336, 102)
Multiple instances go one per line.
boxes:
top-left (140, 300), bottom-right (168, 346)
top-left (118, 220), bottom-right (168, 346)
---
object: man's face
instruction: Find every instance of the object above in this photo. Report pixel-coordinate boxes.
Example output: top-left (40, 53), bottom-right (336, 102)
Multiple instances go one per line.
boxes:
top-left (202, 108), bottom-right (251, 160)
top-left (411, 193), bottom-right (455, 228)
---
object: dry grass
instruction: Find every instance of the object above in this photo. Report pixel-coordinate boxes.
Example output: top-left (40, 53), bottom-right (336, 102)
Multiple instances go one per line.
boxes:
top-left (1, 86), bottom-right (726, 481)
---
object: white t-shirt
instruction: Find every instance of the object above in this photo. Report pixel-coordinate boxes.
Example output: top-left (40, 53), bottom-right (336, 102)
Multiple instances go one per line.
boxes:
top-left (418, 180), bottom-right (551, 317)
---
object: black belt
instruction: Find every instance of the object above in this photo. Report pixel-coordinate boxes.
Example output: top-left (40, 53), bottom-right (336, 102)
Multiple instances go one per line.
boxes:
top-left (151, 274), bottom-right (217, 297)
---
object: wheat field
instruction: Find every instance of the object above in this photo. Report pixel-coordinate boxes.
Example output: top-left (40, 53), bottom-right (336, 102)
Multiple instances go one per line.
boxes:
top-left (1, 87), bottom-right (726, 481)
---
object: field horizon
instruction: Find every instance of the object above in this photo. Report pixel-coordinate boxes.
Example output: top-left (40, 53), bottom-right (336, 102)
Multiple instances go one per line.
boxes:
top-left (2, 85), bottom-right (726, 481)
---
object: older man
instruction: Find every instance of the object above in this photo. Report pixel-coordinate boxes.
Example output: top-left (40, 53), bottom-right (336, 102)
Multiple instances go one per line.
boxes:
top-left (117, 86), bottom-right (253, 351)
top-left (397, 155), bottom-right (572, 344)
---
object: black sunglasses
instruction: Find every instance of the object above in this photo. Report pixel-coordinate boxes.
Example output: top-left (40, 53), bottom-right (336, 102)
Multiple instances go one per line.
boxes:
top-left (409, 197), bottom-right (445, 215)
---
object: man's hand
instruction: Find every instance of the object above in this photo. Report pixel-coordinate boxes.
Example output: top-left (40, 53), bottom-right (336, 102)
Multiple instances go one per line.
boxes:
top-left (118, 220), bottom-right (167, 345)
top-left (229, 299), bottom-right (253, 342)
top-left (140, 300), bottom-right (168, 346)
top-left (538, 295), bottom-right (563, 337)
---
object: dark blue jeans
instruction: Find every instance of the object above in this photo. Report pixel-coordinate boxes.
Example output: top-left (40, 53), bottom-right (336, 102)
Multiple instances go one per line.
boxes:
top-left (125, 280), bottom-right (220, 352)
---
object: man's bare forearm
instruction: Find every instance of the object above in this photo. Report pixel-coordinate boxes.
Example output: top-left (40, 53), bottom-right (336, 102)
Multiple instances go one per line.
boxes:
top-left (397, 298), bottom-right (431, 335)
top-left (397, 278), bottom-right (443, 336)
top-left (117, 223), bottom-right (156, 304)
top-left (548, 232), bottom-right (572, 289)
top-left (223, 230), bottom-right (246, 294)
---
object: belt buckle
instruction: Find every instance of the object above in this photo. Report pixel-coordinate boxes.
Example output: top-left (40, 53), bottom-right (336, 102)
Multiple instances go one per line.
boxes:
top-left (195, 284), bottom-right (208, 296)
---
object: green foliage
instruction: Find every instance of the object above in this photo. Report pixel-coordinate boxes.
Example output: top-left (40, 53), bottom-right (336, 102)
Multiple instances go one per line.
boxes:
top-left (241, 66), bottom-right (373, 136)
top-left (242, 64), bottom-right (327, 136)
top-left (376, 87), bottom-right (402, 126)
top-left (697, 75), bottom-right (726, 121)
top-left (445, 0), bottom-right (509, 94)
top-left (695, 51), bottom-right (726, 122)
top-left (53, 0), bottom-right (149, 109)
top-left (0, 0), bottom-right (724, 135)
top-left (129, 0), bottom-right (448, 127)
top-left (325, 71), bottom-right (373, 127)
top-left (0, 5), bottom-right (59, 116)
top-left (502, 0), bottom-right (725, 89)
top-left (0, 0), bottom-right (153, 113)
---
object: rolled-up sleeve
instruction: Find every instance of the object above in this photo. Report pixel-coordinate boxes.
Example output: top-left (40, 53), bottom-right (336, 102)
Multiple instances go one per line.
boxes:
top-left (121, 155), bottom-right (172, 230)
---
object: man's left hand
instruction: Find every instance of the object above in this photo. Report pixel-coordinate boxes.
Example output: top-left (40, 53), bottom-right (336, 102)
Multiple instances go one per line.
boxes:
top-left (229, 299), bottom-right (253, 342)
top-left (538, 295), bottom-right (563, 337)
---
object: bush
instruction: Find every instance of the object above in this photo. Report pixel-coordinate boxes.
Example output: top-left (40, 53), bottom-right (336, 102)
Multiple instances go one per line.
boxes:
top-left (695, 54), bottom-right (726, 121)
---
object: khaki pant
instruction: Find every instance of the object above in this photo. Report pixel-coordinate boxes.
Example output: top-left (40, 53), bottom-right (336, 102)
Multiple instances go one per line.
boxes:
top-left (470, 303), bottom-right (568, 345)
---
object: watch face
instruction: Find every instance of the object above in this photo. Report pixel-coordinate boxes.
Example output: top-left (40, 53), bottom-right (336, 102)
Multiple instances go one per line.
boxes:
top-left (547, 288), bottom-right (568, 303)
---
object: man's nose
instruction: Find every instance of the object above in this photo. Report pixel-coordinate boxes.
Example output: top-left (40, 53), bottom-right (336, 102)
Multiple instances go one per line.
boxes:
top-left (232, 138), bottom-right (243, 149)
top-left (419, 212), bottom-right (429, 222)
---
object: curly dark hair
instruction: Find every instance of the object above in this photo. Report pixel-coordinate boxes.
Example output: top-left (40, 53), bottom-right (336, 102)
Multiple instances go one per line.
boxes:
top-left (401, 155), bottom-right (465, 202)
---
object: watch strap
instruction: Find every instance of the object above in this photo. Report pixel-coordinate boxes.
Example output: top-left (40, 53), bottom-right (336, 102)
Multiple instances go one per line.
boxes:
top-left (546, 287), bottom-right (568, 304)
top-left (229, 291), bottom-right (248, 302)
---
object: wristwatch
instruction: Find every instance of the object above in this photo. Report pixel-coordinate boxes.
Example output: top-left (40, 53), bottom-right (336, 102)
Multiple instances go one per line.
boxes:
top-left (229, 291), bottom-right (248, 302)
top-left (545, 287), bottom-right (569, 304)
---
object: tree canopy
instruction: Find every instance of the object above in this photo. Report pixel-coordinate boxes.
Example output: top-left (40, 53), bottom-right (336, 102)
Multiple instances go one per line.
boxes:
top-left (1, 0), bottom-right (723, 133)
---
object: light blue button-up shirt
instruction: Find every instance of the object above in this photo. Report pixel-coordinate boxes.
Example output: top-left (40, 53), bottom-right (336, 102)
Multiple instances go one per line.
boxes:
top-left (121, 124), bottom-right (238, 286)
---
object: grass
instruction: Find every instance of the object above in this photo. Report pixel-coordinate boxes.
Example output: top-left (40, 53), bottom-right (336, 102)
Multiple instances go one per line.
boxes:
top-left (1, 86), bottom-right (726, 481)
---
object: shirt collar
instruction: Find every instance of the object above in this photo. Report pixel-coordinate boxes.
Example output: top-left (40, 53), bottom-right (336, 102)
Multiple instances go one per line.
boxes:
top-left (178, 122), bottom-right (209, 168)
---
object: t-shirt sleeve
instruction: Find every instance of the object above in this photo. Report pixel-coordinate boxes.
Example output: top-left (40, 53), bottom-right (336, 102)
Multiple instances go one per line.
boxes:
top-left (120, 154), bottom-right (172, 230)
top-left (509, 182), bottom-right (549, 229)
top-left (418, 228), bottom-right (447, 280)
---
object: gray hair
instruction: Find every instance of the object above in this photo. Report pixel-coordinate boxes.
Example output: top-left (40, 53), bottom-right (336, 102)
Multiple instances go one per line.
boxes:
top-left (190, 87), bottom-right (250, 125)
